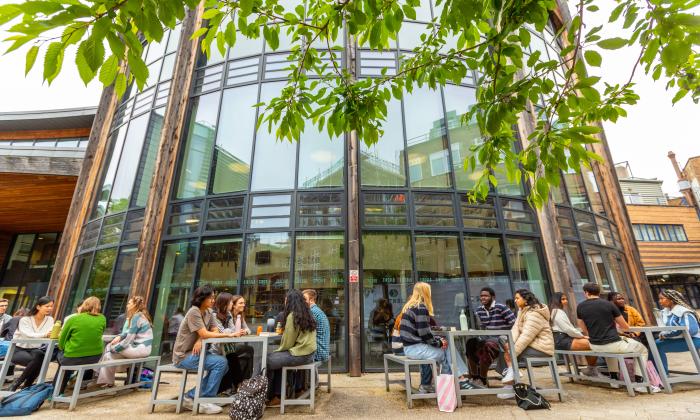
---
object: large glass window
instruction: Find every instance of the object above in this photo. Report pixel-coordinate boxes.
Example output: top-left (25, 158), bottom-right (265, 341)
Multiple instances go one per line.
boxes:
top-left (463, 235), bottom-right (510, 313)
top-left (360, 99), bottom-right (406, 186)
top-left (507, 237), bottom-right (547, 302)
top-left (151, 240), bottom-right (199, 361)
top-left (415, 234), bottom-right (465, 328)
top-left (297, 126), bottom-right (344, 188)
top-left (132, 108), bottom-right (166, 207)
top-left (211, 84), bottom-right (258, 194)
top-left (242, 232), bottom-right (291, 327)
top-left (197, 236), bottom-right (242, 293)
top-left (81, 248), bottom-right (118, 306)
top-left (176, 92), bottom-right (221, 199)
top-left (403, 86), bottom-right (451, 188)
top-left (564, 242), bottom-right (589, 303)
top-left (103, 247), bottom-right (137, 334)
top-left (93, 126), bottom-right (128, 218)
top-left (443, 84), bottom-right (481, 190)
top-left (585, 248), bottom-right (613, 294)
top-left (294, 232), bottom-right (346, 369)
top-left (65, 253), bottom-right (94, 315)
top-left (582, 165), bottom-right (605, 215)
top-left (251, 83), bottom-right (297, 191)
top-left (362, 231), bottom-right (412, 368)
top-left (564, 171), bottom-right (591, 211)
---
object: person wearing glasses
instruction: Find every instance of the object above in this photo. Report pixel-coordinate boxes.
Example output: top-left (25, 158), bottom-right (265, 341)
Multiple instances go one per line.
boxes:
top-left (172, 285), bottom-right (239, 415)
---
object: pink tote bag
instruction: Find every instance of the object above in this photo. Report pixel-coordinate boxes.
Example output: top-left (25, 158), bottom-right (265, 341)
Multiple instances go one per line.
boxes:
top-left (436, 373), bottom-right (457, 412)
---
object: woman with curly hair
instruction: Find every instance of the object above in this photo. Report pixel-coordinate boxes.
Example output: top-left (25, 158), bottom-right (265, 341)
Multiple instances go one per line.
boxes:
top-left (266, 289), bottom-right (317, 406)
top-left (656, 289), bottom-right (700, 375)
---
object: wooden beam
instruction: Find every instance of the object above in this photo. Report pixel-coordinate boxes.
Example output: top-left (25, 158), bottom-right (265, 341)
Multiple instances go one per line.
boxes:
top-left (47, 86), bottom-right (121, 314)
top-left (129, 5), bottom-right (204, 301)
top-left (0, 127), bottom-right (91, 140)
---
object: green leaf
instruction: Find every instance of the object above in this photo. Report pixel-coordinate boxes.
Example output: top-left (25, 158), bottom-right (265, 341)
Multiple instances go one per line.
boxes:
top-left (660, 42), bottom-right (691, 71)
top-left (127, 51), bottom-right (149, 89)
top-left (114, 72), bottom-right (127, 97)
top-left (43, 41), bottom-right (64, 84)
top-left (99, 54), bottom-right (119, 85)
top-left (25, 45), bottom-right (39, 75)
top-left (191, 27), bottom-right (208, 40)
top-left (597, 38), bottom-right (628, 50)
top-left (61, 24), bottom-right (86, 46)
top-left (609, 3), bottom-right (625, 23)
top-left (202, 8), bottom-right (220, 20)
top-left (0, 4), bottom-right (21, 26)
top-left (75, 48), bottom-right (93, 84)
top-left (584, 50), bottom-right (601, 67)
top-left (106, 32), bottom-right (126, 58)
top-left (80, 36), bottom-right (105, 73)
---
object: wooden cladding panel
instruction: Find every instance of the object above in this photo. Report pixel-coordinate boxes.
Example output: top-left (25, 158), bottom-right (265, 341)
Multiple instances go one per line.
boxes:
top-left (0, 128), bottom-right (91, 140)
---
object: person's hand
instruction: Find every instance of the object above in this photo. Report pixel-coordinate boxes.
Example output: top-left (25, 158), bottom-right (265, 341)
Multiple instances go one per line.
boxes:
top-left (440, 337), bottom-right (448, 350)
top-left (192, 340), bottom-right (202, 356)
top-left (234, 330), bottom-right (246, 337)
top-left (582, 336), bottom-right (589, 340)
top-left (111, 336), bottom-right (121, 346)
top-left (45, 332), bottom-right (51, 338)
top-left (658, 334), bottom-right (665, 341)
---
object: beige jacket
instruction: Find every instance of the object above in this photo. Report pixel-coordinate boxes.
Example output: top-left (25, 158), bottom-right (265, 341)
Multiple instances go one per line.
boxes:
top-left (512, 305), bottom-right (554, 356)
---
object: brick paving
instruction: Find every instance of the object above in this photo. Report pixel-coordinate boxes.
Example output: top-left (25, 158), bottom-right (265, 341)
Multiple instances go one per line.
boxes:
top-left (30, 353), bottom-right (700, 419)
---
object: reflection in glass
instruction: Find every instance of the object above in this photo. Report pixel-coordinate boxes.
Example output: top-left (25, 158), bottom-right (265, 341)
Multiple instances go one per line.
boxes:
top-left (132, 108), bottom-right (166, 207)
top-left (564, 170), bottom-right (591, 211)
top-left (586, 249), bottom-right (613, 294)
top-left (251, 83), bottom-right (297, 191)
top-left (415, 234), bottom-right (465, 327)
top-left (607, 253), bottom-right (628, 300)
top-left (82, 248), bottom-right (118, 305)
top-left (564, 242), bottom-right (589, 303)
top-left (107, 113), bottom-right (150, 213)
top-left (242, 232), bottom-right (291, 328)
top-left (582, 165), bottom-right (605, 215)
top-left (93, 126), bottom-right (128, 218)
top-left (229, 32), bottom-right (263, 59)
top-left (362, 231), bottom-right (412, 368)
top-left (151, 240), bottom-right (199, 361)
top-left (444, 85), bottom-right (482, 190)
top-left (8, 234), bottom-right (59, 310)
top-left (198, 237), bottom-right (242, 293)
top-left (463, 235), bottom-right (510, 314)
top-left (294, 232), bottom-right (346, 369)
top-left (103, 247), bottom-right (137, 334)
top-left (360, 99), bottom-right (406, 186)
top-left (403, 86), bottom-right (451, 187)
top-left (212, 84), bottom-right (258, 193)
top-left (66, 253), bottom-right (94, 315)
top-left (398, 22), bottom-right (425, 51)
top-left (298, 125), bottom-right (344, 188)
top-left (507, 237), bottom-right (547, 302)
top-left (176, 92), bottom-right (221, 198)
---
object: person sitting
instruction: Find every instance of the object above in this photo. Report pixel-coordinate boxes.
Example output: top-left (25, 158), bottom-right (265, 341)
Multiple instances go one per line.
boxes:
top-left (1, 308), bottom-right (29, 341)
top-left (210, 293), bottom-right (254, 395)
top-left (466, 287), bottom-right (516, 386)
top-left (97, 296), bottom-right (153, 387)
top-left (399, 282), bottom-right (470, 393)
top-left (10, 297), bottom-right (55, 391)
top-left (549, 292), bottom-right (599, 376)
top-left (368, 298), bottom-right (394, 352)
top-left (577, 282), bottom-right (648, 390)
top-left (266, 290), bottom-right (317, 407)
top-left (656, 289), bottom-right (700, 375)
top-left (56, 296), bottom-right (106, 394)
top-left (607, 291), bottom-right (646, 342)
top-left (0, 299), bottom-right (12, 334)
top-left (303, 289), bottom-right (330, 363)
top-left (497, 289), bottom-right (554, 399)
top-left (173, 285), bottom-right (238, 415)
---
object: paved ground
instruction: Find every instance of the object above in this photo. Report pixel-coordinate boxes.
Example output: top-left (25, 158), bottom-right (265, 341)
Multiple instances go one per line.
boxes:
top-left (30, 353), bottom-right (700, 419)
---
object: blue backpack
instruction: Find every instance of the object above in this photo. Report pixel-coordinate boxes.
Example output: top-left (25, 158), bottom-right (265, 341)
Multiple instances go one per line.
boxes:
top-left (0, 383), bottom-right (53, 417)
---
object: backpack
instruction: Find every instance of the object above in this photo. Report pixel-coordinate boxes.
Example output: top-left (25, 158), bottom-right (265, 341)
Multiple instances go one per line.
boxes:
top-left (0, 383), bottom-right (53, 417)
top-left (229, 370), bottom-right (268, 420)
top-left (513, 383), bottom-right (550, 410)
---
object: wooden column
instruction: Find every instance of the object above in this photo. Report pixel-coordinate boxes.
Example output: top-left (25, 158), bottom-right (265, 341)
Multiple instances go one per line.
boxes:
top-left (590, 130), bottom-right (655, 321)
top-left (129, 4), bottom-right (204, 301)
top-left (516, 107), bottom-right (576, 306)
top-left (346, 30), bottom-right (362, 377)
top-left (47, 85), bottom-right (121, 315)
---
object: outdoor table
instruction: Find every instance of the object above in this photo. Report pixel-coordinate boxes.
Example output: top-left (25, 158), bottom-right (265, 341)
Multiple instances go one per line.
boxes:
top-left (0, 338), bottom-right (56, 395)
top-left (629, 326), bottom-right (700, 393)
top-left (191, 335), bottom-right (271, 414)
top-left (435, 329), bottom-right (519, 407)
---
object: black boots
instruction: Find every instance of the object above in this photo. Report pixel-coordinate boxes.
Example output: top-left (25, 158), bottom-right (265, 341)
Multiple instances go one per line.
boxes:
top-left (8, 378), bottom-right (23, 392)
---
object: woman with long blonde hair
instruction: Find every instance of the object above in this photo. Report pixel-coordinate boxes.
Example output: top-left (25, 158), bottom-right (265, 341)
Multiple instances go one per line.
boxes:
top-left (397, 282), bottom-right (470, 393)
top-left (97, 295), bottom-right (154, 387)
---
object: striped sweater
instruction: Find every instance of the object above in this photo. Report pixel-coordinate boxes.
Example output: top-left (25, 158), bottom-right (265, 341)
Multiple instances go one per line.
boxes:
top-left (113, 313), bottom-right (153, 354)
top-left (399, 304), bottom-right (433, 346)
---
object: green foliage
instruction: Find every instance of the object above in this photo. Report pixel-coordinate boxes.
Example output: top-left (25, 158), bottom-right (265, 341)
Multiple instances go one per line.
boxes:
top-left (1, 0), bottom-right (699, 207)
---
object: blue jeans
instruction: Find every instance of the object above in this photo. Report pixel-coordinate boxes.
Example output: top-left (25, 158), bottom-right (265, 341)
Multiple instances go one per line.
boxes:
top-left (176, 353), bottom-right (228, 398)
top-left (655, 337), bottom-right (700, 375)
top-left (403, 343), bottom-right (469, 385)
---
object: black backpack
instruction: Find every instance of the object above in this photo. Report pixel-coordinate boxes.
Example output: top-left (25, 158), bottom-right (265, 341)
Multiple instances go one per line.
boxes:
top-left (513, 383), bottom-right (551, 410)
top-left (229, 370), bottom-right (269, 420)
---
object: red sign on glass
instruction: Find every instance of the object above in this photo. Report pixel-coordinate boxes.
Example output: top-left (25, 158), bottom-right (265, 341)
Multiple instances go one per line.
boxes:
top-left (349, 270), bottom-right (359, 283)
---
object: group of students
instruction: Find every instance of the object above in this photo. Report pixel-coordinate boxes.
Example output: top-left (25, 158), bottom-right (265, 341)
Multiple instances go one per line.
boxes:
top-left (392, 281), bottom-right (700, 397)
top-left (170, 285), bottom-right (331, 415)
top-left (0, 295), bottom-right (153, 394)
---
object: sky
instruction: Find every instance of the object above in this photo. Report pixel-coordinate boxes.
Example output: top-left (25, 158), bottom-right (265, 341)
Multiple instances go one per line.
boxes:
top-left (0, 1), bottom-right (697, 195)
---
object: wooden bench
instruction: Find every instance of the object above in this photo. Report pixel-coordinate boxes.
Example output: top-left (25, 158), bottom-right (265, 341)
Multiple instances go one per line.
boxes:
top-left (51, 355), bottom-right (160, 411)
top-left (383, 354), bottom-right (438, 408)
top-left (555, 350), bottom-right (651, 397)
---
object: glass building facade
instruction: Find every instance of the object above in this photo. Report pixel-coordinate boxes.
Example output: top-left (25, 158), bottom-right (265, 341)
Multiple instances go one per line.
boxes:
top-left (46, 3), bottom-right (645, 372)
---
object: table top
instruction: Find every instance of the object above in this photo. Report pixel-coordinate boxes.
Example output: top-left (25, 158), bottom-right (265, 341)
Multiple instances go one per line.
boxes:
top-left (629, 325), bottom-right (689, 333)
top-left (201, 334), bottom-right (279, 345)
top-left (433, 329), bottom-right (513, 337)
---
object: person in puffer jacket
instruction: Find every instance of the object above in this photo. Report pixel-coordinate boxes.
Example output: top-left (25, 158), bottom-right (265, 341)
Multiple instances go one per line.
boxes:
top-left (497, 289), bottom-right (554, 399)
top-left (656, 289), bottom-right (700, 374)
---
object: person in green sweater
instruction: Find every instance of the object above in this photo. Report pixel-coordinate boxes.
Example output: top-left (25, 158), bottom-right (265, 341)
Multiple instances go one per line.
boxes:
top-left (266, 289), bottom-right (317, 406)
top-left (56, 296), bottom-right (106, 394)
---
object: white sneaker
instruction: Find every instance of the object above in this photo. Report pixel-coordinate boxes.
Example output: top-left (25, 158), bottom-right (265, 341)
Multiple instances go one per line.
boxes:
top-left (199, 403), bottom-right (223, 414)
top-left (650, 385), bottom-right (662, 393)
top-left (418, 384), bottom-right (435, 394)
top-left (182, 396), bottom-right (194, 411)
top-left (501, 367), bottom-right (519, 384)
top-left (497, 385), bottom-right (515, 399)
top-left (582, 366), bottom-right (602, 377)
top-left (633, 386), bottom-right (648, 394)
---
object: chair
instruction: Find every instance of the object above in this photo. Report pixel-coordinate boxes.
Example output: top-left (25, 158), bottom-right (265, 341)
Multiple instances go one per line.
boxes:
top-left (383, 354), bottom-right (438, 409)
top-left (280, 363), bottom-right (318, 414)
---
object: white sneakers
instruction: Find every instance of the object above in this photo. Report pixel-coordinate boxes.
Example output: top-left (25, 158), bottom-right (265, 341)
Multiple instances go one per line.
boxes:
top-left (500, 367), bottom-right (520, 384)
top-left (581, 366), bottom-right (603, 377)
top-left (418, 384), bottom-right (435, 394)
top-left (496, 385), bottom-right (515, 399)
top-left (182, 397), bottom-right (223, 415)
